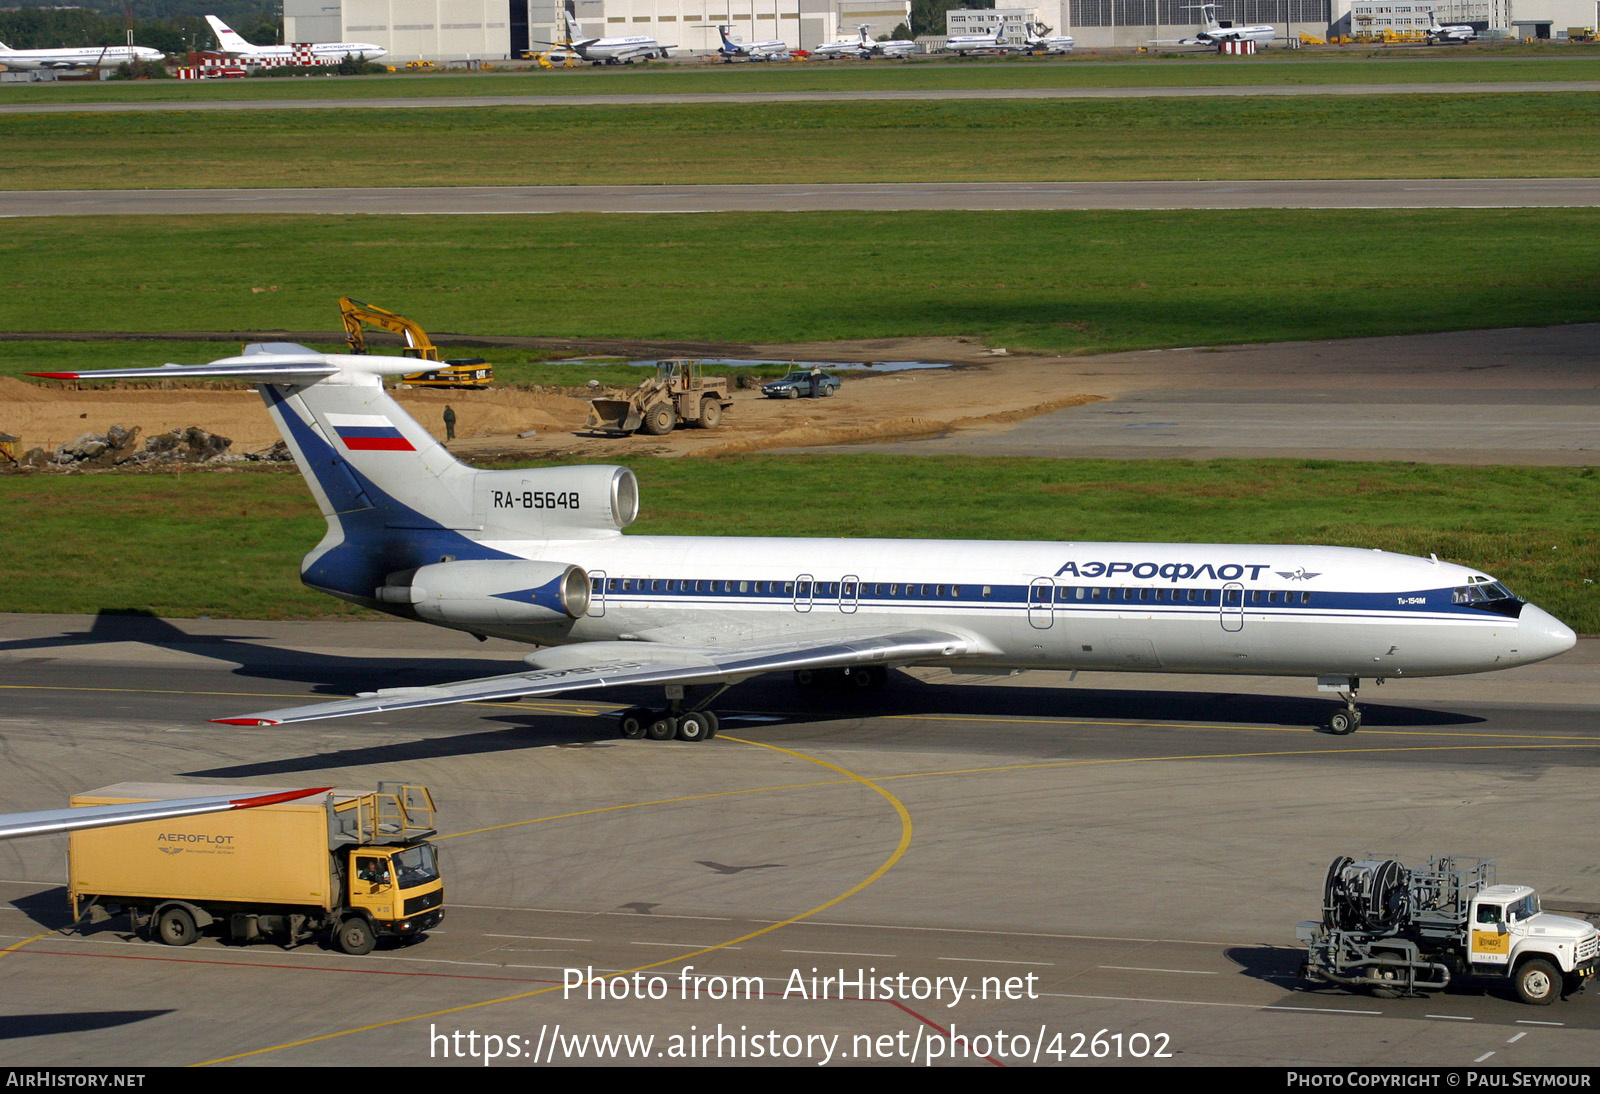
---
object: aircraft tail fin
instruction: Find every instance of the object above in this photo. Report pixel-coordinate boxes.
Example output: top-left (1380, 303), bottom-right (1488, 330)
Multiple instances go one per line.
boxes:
top-left (31, 345), bottom-right (638, 608)
top-left (205, 15), bottom-right (256, 53)
top-left (718, 24), bottom-right (735, 49)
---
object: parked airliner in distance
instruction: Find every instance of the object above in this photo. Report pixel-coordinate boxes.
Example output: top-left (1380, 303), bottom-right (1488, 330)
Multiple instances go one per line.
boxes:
top-left (1164, 2), bottom-right (1276, 46)
top-left (1425, 10), bottom-right (1476, 42)
top-left (34, 348), bottom-right (1576, 740)
top-left (539, 9), bottom-right (671, 64)
top-left (204, 15), bottom-right (386, 63)
top-left (941, 22), bottom-right (1021, 54)
top-left (813, 25), bottom-right (915, 58)
top-left (1023, 22), bottom-right (1076, 52)
top-left (0, 787), bottom-right (327, 842)
top-left (709, 24), bottom-right (789, 60)
top-left (0, 40), bottom-right (164, 70)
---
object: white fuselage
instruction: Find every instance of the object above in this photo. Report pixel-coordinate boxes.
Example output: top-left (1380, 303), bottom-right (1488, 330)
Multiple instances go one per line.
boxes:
top-left (574, 34), bottom-right (666, 62)
top-left (1196, 22), bottom-right (1276, 44)
top-left (942, 30), bottom-right (1018, 53)
top-left (0, 43), bottom-right (164, 70)
top-left (717, 27), bottom-right (789, 59)
top-left (438, 535), bottom-right (1572, 682)
top-left (217, 41), bottom-right (386, 62)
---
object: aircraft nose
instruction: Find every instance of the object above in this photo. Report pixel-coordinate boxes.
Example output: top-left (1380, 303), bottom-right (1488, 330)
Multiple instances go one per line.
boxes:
top-left (1517, 604), bottom-right (1576, 664)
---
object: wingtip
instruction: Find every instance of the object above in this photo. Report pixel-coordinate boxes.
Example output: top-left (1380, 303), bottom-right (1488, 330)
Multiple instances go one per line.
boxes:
top-left (228, 786), bottom-right (332, 808)
top-left (211, 717), bottom-right (279, 726)
top-left (25, 372), bottom-right (81, 380)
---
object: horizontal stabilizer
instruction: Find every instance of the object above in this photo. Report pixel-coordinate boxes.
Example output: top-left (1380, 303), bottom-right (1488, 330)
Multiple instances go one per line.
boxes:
top-left (216, 629), bottom-right (971, 726)
top-left (29, 358), bottom-right (338, 384)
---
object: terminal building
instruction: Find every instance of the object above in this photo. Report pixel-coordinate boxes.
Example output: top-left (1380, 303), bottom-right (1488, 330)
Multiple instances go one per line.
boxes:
top-left (285, 0), bottom-right (1597, 59)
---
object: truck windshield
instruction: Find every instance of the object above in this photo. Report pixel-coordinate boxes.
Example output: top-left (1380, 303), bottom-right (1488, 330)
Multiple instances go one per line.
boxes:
top-left (394, 844), bottom-right (439, 887)
top-left (1509, 893), bottom-right (1541, 921)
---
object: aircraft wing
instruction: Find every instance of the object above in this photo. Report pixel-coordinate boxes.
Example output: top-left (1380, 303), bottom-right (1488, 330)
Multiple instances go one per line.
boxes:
top-left (0, 786), bottom-right (330, 841)
top-left (215, 628), bottom-right (972, 726)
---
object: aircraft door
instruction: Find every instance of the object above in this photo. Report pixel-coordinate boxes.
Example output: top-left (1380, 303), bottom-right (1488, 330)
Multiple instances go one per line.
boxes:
top-left (589, 569), bottom-right (606, 617)
top-left (1221, 582), bottom-right (1244, 632)
top-left (840, 574), bottom-right (860, 614)
top-left (1028, 577), bottom-right (1055, 629)
top-left (794, 573), bottom-right (813, 613)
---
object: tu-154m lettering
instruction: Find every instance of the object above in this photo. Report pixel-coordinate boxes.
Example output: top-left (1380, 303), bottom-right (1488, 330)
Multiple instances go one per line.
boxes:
top-left (33, 347), bottom-right (1574, 740)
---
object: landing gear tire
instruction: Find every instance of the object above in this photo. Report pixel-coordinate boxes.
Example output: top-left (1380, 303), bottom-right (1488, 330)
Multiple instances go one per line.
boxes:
top-left (1326, 708), bottom-right (1361, 735)
top-left (155, 906), bottom-right (198, 947)
top-left (618, 707), bottom-right (649, 739)
top-left (676, 711), bottom-right (713, 742)
top-left (1515, 958), bottom-right (1560, 1006)
top-left (646, 713), bottom-right (678, 741)
top-left (336, 916), bottom-right (376, 956)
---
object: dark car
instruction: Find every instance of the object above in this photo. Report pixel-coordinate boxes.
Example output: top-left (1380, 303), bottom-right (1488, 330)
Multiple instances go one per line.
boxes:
top-left (762, 369), bottom-right (840, 399)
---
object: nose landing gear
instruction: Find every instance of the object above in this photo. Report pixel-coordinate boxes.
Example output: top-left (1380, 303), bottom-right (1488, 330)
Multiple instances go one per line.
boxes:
top-left (1320, 676), bottom-right (1363, 735)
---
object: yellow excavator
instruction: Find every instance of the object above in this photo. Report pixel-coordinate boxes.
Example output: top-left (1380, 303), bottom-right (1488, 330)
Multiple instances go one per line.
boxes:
top-left (338, 297), bottom-right (493, 389)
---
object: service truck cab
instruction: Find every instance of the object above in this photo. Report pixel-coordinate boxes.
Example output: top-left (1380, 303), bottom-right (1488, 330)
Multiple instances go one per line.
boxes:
top-left (1468, 884), bottom-right (1599, 1001)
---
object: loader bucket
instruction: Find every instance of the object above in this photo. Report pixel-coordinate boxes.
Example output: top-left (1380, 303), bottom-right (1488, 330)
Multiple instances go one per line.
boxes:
top-left (587, 398), bottom-right (642, 435)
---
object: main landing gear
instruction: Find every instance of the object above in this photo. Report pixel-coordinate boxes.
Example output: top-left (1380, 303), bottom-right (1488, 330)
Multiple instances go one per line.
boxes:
top-left (616, 684), bottom-right (728, 743)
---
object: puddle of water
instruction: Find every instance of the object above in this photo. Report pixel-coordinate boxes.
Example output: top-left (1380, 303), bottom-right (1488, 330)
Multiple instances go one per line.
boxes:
top-left (549, 357), bottom-right (954, 373)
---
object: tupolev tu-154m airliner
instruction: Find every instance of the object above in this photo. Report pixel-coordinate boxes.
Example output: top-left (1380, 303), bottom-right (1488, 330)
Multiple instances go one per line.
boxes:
top-left (34, 347), bottom-right (1576, 739)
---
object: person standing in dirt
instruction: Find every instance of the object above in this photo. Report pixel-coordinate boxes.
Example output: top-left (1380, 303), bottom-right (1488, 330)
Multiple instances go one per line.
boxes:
top-left (809, 366), bottom-right (821, 399)
top-left (443, 405), bottom-right (457, 441)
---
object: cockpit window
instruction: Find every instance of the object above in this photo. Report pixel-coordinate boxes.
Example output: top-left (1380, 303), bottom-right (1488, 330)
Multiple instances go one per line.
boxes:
top-left (1453, 581), bottom-right (1516, 605)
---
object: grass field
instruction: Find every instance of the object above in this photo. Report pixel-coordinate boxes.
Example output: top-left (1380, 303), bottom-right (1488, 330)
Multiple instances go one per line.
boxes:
top-left (2, 211), bottom-right (1598, 355)
top-left (7, 93), bottom-right (1600, 189)
top-left (3, 458), bottom-right (1594, 630)
top-left (1, 51), bottom-right (1598, 105)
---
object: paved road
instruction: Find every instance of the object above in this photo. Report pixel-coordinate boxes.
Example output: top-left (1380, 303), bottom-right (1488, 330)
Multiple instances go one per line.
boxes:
top-left (0, 613), bottom-right (1596, 1067)
top-left (6, 178), bottom-right (1600, 216)
top-left (3, 80), bottom-right (1598, 114)
top-left (804, 324), bottom-right (1600, 464)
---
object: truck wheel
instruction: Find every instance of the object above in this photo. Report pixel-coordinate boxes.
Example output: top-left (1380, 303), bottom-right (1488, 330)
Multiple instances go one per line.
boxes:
top-left (699, 398), bottom-right (722, 428)
top-left (643, 403), bottom-right (675, 435)
top-left (336, 916), bottom-right (376, 956)
top-left (155, 906), bottom-right (198, 947)
top-left (1515, 958), bottom-right (1560, 1005)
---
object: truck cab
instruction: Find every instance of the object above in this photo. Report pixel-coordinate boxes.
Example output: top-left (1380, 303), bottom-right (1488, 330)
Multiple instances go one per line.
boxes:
top-left (1469, 884), bottom-right (1599, 1002)
top-left (347, 841), bottom-right (444, 942)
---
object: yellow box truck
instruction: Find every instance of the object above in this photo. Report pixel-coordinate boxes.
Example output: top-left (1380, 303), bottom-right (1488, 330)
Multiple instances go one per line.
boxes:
top-left (69, 781), bottom-right (443, 955)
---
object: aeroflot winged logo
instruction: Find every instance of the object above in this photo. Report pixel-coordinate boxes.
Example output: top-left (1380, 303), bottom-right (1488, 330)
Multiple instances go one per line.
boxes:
top-left (327, 413), bottom-right (415, 452)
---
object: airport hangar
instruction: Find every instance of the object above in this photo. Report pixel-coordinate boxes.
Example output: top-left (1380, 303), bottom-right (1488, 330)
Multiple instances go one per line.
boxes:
top-left (285, 0), bottom-right (1599, 59)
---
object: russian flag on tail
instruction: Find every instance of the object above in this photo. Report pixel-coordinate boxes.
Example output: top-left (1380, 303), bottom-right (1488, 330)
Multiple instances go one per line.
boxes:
top-left (327, 412), bottom-right (415, 451)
